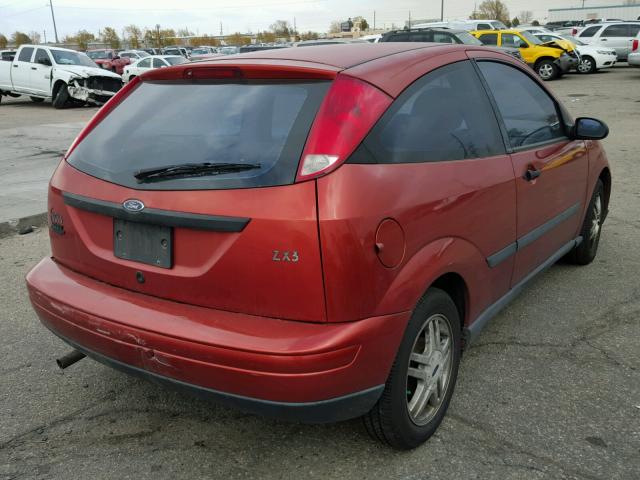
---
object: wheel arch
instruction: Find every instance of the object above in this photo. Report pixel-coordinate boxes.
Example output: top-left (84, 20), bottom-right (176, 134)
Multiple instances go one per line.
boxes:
top-left (534, 56), bottom-right (556, 69)
top-left (52, 79), bottom-right (66, 98)
top-left (374, 236), bottom-right (496, 332)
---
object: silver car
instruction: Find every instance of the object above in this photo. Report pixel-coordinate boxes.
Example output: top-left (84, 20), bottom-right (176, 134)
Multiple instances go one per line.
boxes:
top-left (629, 51), bottom-right (640, 66)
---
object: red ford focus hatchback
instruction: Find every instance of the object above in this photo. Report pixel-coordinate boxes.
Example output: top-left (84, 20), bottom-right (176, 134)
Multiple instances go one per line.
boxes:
top-left (27, 43), bottom-right (610, 449)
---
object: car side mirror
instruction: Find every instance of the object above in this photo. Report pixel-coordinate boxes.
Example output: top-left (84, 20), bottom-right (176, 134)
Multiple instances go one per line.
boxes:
top-left (38, 57), bottom-right (52, 66)
top-left (571, 117), bottom-right (609, 140)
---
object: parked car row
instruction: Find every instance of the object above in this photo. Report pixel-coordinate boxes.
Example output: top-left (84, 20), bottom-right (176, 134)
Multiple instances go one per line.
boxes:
top-left (570, 21), bottom-right (640, 61)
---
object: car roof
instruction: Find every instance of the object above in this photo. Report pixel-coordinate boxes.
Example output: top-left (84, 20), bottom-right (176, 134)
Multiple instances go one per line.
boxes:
top-left (215, 42), bottom-right (445, 69)
top-left (185, 43), bottom-right (515, 98)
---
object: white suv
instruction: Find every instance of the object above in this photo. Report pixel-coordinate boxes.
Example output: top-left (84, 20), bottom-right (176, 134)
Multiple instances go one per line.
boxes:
top-left (574, 22), bottom-right (640, 61)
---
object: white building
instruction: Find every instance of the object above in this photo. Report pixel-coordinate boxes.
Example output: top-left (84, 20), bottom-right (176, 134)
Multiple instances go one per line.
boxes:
top-left (548, 4), bottom-right (640, 22)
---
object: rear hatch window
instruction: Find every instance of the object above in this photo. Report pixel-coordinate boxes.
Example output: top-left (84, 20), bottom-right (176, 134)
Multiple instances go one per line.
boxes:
top-left (67, 80), bottom-right (330, 190)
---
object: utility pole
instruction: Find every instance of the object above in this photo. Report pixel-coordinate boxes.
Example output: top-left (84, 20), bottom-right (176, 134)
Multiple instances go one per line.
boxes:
top-left (441, 0), bottom-right (444, 21)
top-left (49, 1), bottom-right (59, 44)
top-left (373, 10), bottom-right (376, 30)
top-left (409, 10), bottom-right (411, 28)
top-left (156, 24), bottom-right (161, 49)
top-left (43, 30), bottom-right (47, 44)
top-left (220, 22), bottom-right (223, 36)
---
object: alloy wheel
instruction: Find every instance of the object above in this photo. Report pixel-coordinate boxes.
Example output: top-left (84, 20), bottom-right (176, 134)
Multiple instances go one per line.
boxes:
top-left (539, 64), bottom-right (554, 80)
top-left (406, 313), bottom-right (453, 426)
top-left (578, 58), bottom-right (593, 73)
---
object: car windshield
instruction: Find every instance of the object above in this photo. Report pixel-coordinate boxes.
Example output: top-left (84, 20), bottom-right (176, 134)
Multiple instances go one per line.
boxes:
top-left (191, 48), bottom-right (209, 54)
top-left (520, 31), bottom-right (543, 45)
top-left (491, 21), bottom-right (508, 29)
top-left (456, 31), bottom-right (483, 45)
top-left (220, 47), bottom-right (239, 54)
top-left (137, 51), bottom-right (150, 57)
top-left (165, 56), bottom-right (187, 65)
top-left (67, 80), bottom-right (331, 190)
top-left (87, 50), bottom-right (111, 60)
top-left (51, 49), bottom-right (97, 67)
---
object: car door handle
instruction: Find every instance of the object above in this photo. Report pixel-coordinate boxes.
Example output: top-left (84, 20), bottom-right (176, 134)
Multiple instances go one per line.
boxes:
top-left (601, 38), bottom-right (608, 41)
top-left (31, 66), bottom-right (37, 70)
top-left (524, 167), bottom-right (541, 181)
top-left (13, 64), bottom-right (18, 67)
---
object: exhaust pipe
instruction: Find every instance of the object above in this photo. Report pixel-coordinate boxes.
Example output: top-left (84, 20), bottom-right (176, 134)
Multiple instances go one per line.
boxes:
top-left (56, 350), bottom-right (86, 369)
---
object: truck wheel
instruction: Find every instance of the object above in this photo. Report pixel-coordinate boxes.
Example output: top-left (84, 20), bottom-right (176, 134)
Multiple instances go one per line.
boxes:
top-left (577, 56), bottom-right (597, 74)
top-left (536, 60), bottom-right (559, 81)
top-left (363, 288), bottom-right (461, 450)
top-left (52, 83), bottom-right (70, 109)
top-left (30, 96), bottom-right (45, 103)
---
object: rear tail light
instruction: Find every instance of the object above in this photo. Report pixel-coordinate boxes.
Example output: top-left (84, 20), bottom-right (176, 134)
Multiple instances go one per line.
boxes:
top-left (572, 28), bottom-right (578, 36)
top-left (633, 39), bottom-right (639, 52)
top-left (64, 75), bottom-right (141, 159)
top-left (296, 75), bottom-right (392, 181)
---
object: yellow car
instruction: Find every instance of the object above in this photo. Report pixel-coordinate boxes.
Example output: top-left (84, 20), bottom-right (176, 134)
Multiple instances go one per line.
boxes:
top-left (470, 29), bottom-right (579, 80)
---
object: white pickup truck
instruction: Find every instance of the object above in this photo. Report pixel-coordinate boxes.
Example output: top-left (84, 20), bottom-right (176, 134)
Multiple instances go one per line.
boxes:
top-left (0, 44), bottom-right (123, 108)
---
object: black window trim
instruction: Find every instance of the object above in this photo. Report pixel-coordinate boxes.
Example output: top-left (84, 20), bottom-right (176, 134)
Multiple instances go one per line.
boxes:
top-left (349, 58), bottom-right (509, 165)
top-left (471, 58), bottom-right (571, 154)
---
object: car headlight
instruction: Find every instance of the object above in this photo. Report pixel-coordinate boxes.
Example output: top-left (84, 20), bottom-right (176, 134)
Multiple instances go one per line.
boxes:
top-left (596, 50), bottom-right (611, 55)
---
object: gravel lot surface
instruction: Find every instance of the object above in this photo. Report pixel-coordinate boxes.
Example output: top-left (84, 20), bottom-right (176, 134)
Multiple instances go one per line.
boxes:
top-left (1, 67), bottom-right (639, 480)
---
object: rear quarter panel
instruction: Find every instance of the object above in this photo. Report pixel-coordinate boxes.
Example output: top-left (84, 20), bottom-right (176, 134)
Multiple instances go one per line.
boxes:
top-left (317, 160), bottom-right (516, 324)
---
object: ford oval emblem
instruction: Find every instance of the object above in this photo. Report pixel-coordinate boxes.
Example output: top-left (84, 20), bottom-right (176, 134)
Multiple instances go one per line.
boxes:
top-left (123, 199), bottom-right (145, 212)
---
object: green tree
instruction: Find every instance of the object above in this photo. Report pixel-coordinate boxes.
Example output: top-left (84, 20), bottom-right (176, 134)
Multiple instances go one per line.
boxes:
top-left (11, 31), bottom-right (31, 46)
top-left (477, 0), bottom-right (510, 25)
top-left (102, 27), bottom-right (120, 49)
top-left (0, 34), bottom-right (7, 49)
top-left (511, 17), bottom-right (520, 27)
top-left (531, 20), bottom-right (540, 26)
top-left (159, 29), bottom-right (177, 46)
top-left (73, 30), bottom-right (95, 50)
top-left (124, 25), bottom-right (142, 49)
top-left (360, 19), bottom-right (369, 30)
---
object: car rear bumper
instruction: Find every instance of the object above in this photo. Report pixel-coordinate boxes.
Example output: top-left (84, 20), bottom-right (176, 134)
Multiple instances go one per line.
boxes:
top-left (27, 257), bottom-right (409, 423)
top-left (628, 53), bottom-right (640, 67)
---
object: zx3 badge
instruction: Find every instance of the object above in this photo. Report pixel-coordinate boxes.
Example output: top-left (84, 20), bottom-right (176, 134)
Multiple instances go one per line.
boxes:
top-left (272, 250), bottom-right (299, 262)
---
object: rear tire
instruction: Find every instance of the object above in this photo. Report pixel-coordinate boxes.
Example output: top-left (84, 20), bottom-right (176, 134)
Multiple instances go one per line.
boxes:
top-left (30, 96), bottom-right (45, 103)
top-left (536, 59), bottom-right (559, 81)
top-left (577, 56), bottom-right (597, 74)
top-left (568, 180), bottom-right (605, 265)
top-left (363, 288), bottom-right (461, 450)
top-left (52, 83), bottom-right (69, 109)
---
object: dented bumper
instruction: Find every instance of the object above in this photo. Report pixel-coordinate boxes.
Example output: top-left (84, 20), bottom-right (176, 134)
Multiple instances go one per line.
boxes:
top-left (67, 76), bottom-right (123, 104)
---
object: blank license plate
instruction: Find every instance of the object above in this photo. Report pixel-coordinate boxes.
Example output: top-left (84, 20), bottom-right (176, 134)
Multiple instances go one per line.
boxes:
top-left (113, 219), bottom-right (172, 268)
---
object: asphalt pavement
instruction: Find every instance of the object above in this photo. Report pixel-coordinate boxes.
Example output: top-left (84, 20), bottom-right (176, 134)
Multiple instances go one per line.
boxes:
top-left (0, 67), bottom-right (639, 479)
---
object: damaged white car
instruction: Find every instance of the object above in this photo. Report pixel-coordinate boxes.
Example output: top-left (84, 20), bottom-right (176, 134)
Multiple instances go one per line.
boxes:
top-left (0, 45), bottom-right (123, 108)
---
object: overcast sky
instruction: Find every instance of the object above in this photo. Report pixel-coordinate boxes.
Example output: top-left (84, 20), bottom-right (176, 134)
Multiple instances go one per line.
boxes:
top-left (0, 0), bottom-right (611, 39)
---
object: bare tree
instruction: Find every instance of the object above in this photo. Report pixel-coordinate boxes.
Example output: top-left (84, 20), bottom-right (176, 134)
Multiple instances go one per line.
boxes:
top-left (518, 10), bottom-right (533, 24)
top-left (11, 31), bottom-right (31, 46)
top-left (270, 20), bottom-right (291, 37)
top-left (102, 27), bottom-right (120, 49)
top-left (477, 0), bottom-right (510, 25)
top-left (124, 25), bottom-right (142, 49)
top-left (0, 34), bottom-right (7, 49)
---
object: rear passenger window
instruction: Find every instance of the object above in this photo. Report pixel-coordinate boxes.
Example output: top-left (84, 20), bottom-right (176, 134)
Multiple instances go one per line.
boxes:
top-left (602, 25), bottom-right (627, 37)
top-left (627, 24), bottom-right (640, 37)
top-left (479, 33), bottom-right (498, 45)
top-left (478, 62), bottom-right (565, 148)
top-left (502, 34), bottom-right (525, 48)
top-left (478, 23), bottom-right (491, 30)
top-left (363, 61), bottom-right (505, 163)
top-left (432, 32), bottom-right (455, 43)
top-left (579, 26), bottom-right (600, 37)
top-left (18, 47), bottom-right (34, 62)
top-left (152, 58), bottom-right (164, 68)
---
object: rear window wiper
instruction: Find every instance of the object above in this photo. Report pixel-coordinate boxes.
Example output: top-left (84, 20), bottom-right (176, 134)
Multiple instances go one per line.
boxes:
top-left (134, 162), bottom-right (261, 183)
